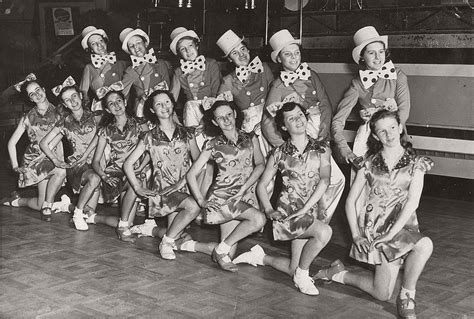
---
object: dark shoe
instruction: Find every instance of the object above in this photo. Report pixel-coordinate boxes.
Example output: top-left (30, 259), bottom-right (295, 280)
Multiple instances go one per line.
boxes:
top-left (1, 191), bottom-right (20, 206)
top-left (41, 206), bottom-right (52, 222)
top-left (211, 248), bottom-right (238, 272)
top-left (115, 226), bottom-right (136, 243)
top-left (313, 259), bottom-right (345, 280)
top-left (397, 293), bottom-right (416, 319)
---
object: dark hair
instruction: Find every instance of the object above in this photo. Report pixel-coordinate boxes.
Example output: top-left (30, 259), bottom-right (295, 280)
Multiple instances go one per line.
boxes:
top-left (143, 90), bottom-right (176, 124)
top-left (99, 90), bottom-right (128, 127)
top-left (85, 34), bottom-right (109, 54)
top-left (59, 85), bottom-right (80, 102)
top-left (177, 36), bottom-right (200, 59)
top-left (274, 102), bottom-right (308, 141)
top-left (358, 41), bottom-right (391, 68)
top-left (20, 80), bottom-right (45, 103)
top-left (202, 100), bottom-right (243, 137)
top-left (366, 109), bottom-right (413, 156)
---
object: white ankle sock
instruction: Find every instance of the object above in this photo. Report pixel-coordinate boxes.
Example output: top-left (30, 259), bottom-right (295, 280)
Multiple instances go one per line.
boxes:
top-left (162, 234), bottom-right (175, 244)
top-left (118, 220), bottom-right (128, 228)
top-left (180, 240), bottom-right (196, 252)
top-left (399, 287), bottom-right (416, 300)
top-left (332, 270), bottom-right (348, 284)
top-left (11, 198), bottom-right (20, 207)
top-left (73, 207), bottom-right (83, 217)
top-left (295, 267), bottom-right (309, 277)
top-left (42, 201), bottom-right (52, 209)
top-left (215, 242), bottom-right (231, 255)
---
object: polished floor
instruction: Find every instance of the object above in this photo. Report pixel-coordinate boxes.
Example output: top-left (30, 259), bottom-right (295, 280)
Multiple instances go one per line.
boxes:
top-left (0, 173), bottom-right (473, 318)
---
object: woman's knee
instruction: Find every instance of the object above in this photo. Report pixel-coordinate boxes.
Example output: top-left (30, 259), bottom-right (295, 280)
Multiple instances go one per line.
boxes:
top-left (372, 287), bottom-right (393, 301)
top-left (53, 167), bottom-right (67, 179)
top-left (415, 237), bottom-right (433, 257)
top-left (87, 172), bottom-right (101, 188)
top-left (314, 222), bottom-right (332, 244)
top-left (251, 210), bottom-right (267, 229)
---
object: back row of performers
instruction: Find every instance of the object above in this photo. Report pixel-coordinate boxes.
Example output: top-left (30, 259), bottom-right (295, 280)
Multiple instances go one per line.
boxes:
top-left (3, 25), bottom-right (432, 318)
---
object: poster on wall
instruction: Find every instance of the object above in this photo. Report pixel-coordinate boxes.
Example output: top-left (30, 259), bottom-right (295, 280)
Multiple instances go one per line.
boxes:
top-left (52, 7), bottom-right (74, 36)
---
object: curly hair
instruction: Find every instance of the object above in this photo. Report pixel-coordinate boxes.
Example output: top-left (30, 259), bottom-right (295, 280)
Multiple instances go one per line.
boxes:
top-left (143, 90), bottom-right (176, 124)
top-left (366, 109), bottom-right (413, 156)
top-left (20, 79), bottom-right (44, 102)
top-left (274, 102), bottom-right (308, 141)
top-left (99, 90), bottom-right (129, 127)
top-left (202, 100), bottom-right (243, 137)
top-left (358, 41), bottom-right (392, 68)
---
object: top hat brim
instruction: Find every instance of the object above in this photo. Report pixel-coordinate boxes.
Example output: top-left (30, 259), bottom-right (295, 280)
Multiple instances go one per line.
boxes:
top-left (352, 35), bottom-right (388, 64)
top-left (170, 30), bottom-right (199, 55)
top-left (121, 29), bottom-right (150, 54)
top-left (81, 29), bottom-right (107, 50)
top-left (221, 36), bottom-right (245, 58)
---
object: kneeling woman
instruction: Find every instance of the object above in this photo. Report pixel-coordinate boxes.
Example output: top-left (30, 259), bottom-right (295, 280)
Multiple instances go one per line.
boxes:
top-left (234, 102), bottom-right (332, 296)
top-left (314, 110), bottom-right (433, 319)
top-left (123, 90), bottom-right (201, 260)
top-left (185, 101), bottom-right (266, 272)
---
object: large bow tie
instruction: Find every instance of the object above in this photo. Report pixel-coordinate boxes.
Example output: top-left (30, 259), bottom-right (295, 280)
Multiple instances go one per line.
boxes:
top-left (91, 52), bottom-right (116, 69)
top-left (14, 73), bottom-right (37, 92)
top-left (96, 81), bottom-right (124, 100)
top-left (131, 48), bottom-right (157, 68)
top-left (52, 76), bottom-right (76, 96)
top-left (180, 55), bottom-right (206, 74)
top-left (280, 63), bottom-right (311, 87)
top-left (235, 56), bottom-right (264, 84)
top-left (359, 61), bottom-right (397, 89)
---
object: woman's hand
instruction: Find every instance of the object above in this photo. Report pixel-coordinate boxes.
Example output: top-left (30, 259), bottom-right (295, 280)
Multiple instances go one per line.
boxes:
top-left (12, 166), bottom-right (26, 174)
top-left (52, 158), bottom-right (70, 169)
top-left (224, 189), bottom-right (244, 206)
top-left (284, 207), bottom-right (309, 222)
top-left (102, 174), bottom-right (120, 187)
top-left (159, 184), bottom-right (180, 197)
top-left (370, 232), bottom-right (394, 251)
top-left (353, 236), bottom-right (371, 254)
top-left (265, 208), bottom-right (286, 222)
top-left (341, 149), bottom-right (358, 164)
top-left (135, 186), bottom-right (158, 198)
top-left (69, 156), bottom-right (87, 168)
top-left (382, 98), bottom-right (398, 112)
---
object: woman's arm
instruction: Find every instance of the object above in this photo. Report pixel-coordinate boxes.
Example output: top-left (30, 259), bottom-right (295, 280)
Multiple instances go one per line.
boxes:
top-left (186, 147), bottom-right (212, 207)
top-left (311, 71), bottom-right (333, 140)
top-left (91, 135), bottom-right (107, 178)
top-left (256, 153), bottom-right (283, 220)
top-left (170, 69), bottom-right (181, 102)
top-left (70, 134), bottom-right (99, 168)
top-left (208, 60), bottom-right (222, 97)
top-left (7, 117), bottom-right (26, 170)
top-left (189, 136), bottom-right (200, 161)
top-left (39, 127), bottom-right (68, 168)
top-left (123, 140), bottom-right (156, 197)
top-left (394, 69), bottom-right (410, 126)
top-left (262, 82), bottom-right (285, 147)
top-left (79, 65), bottom-right (91, 105)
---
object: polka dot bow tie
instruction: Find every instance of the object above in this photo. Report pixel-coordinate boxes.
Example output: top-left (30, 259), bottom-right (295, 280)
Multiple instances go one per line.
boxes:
top-left (91, 52), bottom-right (116, 68)
top-left (280, 63), bottom-right (311, 87)
top-left (52, 76), bottom-right (76, 96)
top-left (359, 61), bottom-right (397, 89)
top-left (131, 48), bottom-right (157, 69)
top-left (96, 81), bottom-right (124, 100)
top-left (180, 55), bottom-right (206, 74)
top-left (235, 56), bottom-right (264, 83)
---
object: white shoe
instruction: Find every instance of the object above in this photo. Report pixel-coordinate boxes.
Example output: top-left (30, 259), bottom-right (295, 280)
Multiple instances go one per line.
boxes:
top-left (130, 219), bottom-right (156, 237)
top-left (73, 213), bottom-right (88, 231)
top-left (159, 240), bottom-right (176, 260)
top-left (52, 194), bottom-right (71, 213)
top-left (85, 213), bottom-right (96, 224)
top-left (293, 273), bottom-right (319, 296)
top-left (232, 244), bottom-right (265, 267)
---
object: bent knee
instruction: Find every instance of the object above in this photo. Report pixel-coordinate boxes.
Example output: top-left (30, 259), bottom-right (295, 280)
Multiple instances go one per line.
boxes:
top-left (251, 210), bottom-right (267, 229)
top-left (315, 222), bottom-right (332, 244)
top-left (55, 167), bottom-right (67, 178)
top-left (416, 237), bottom-right (433, 256)
top-left (87, 173), bottom-right (101, 187)
top-left (372, 289), bottom-right (392, 301)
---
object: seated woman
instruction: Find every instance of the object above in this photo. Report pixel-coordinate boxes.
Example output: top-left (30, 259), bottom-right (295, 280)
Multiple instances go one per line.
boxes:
top-left (233, 102), bottom-right (332, 296)
top-left (314, 110), bottom-right (433, 319)
top-left (3, 76), bottom-right (66, 221)
top-left (123, 90), bottom-right (200, 260)
top-left (184, 101), bottom-right (266, 272)
top-left (40, 84), bottom-right (101, 230)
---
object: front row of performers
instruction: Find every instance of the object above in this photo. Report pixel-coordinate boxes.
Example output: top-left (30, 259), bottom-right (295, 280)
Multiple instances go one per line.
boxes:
top-left (3, 25), bottom-right (433, 318)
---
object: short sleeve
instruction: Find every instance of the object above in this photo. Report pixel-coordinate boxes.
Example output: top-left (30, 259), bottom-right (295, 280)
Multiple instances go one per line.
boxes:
top-left (270, 147), bottom-right (282, 168)
top-left (414, 156), bottom-right (434, 173)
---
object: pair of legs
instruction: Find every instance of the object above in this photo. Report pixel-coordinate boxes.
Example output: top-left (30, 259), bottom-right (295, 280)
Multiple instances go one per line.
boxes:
top-left (16, 167), bottom-right (66, 211)
top-left (343, 237), bottom-right (433, 301)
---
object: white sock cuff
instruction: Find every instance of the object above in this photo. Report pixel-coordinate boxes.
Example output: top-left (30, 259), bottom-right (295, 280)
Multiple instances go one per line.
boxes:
top-left (216, 242), bottom-right (231, 255)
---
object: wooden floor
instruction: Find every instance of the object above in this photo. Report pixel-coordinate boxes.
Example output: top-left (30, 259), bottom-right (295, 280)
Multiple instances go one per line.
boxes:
top-left (0, 172), bottom-right (473, 318)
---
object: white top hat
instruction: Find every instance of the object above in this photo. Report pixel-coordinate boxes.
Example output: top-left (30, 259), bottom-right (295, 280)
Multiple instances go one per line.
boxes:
top-left (81, 26), bottom-right (107, 50)
top-left (269, 29), bottom-right (301, 63)
top-left (119, 28), bottom-right (150, 54)
top-left (169, 27), bottom-right (199, 56)
top-left (352, 26), bottom-right (388, 64)
top-left (216, 30), bottom-right (244, 57)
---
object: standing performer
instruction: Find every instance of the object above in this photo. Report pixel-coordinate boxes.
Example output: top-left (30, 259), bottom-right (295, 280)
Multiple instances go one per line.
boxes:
top-left (314, 110), bottom-right (433, 319)
top-left (234, 102), bottom-right (332, 296)
top-left (216, 29), bottom-right (274, 157)
top-left (79, 26), bottom-right (128, 112)
top-left (120, 27), bottom-right (171, 118)
top-left (169, 27), bottom-right (221, 128)
top-left (2, 76), bottom-right (66, 222)
top-left (40, 84), bottom-right (101, 230)
top-left (89, 90), bottom-right (148, 241)
top-left (332, 26), bottom-right (410, 171)
top-left (124, 90), bottom-right (200, 260)
top-left (184, 101), bottom-right (266, 272)
top-left (262, 29), bottom-right (344, 223)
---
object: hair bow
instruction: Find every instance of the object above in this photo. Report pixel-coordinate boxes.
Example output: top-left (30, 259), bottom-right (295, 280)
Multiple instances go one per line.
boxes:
top-left (14, 73), bottom-right (37, 92)
top-left (180, 55), bottom-right (206, 74)
top-left (52, 76), bottom-right (76, 96)
top-left (202, 91), bottom-right (233, 111)
top-left (280, 62), bottom-right (311, 87)
top-left (359, 61), bottom-right (397, 89)
top-left (266, 92), bottom-right (302, 117)
top-left (131, 48), bottom-right (157, 68)
top-left (235, 56), bottom-right (264, 83)
top-left (145, 81), bottom-right (169, 97)
top-left (96, 81), bottom-right (124, 99)
top-left (91, 52), bottom-right (116, 68)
